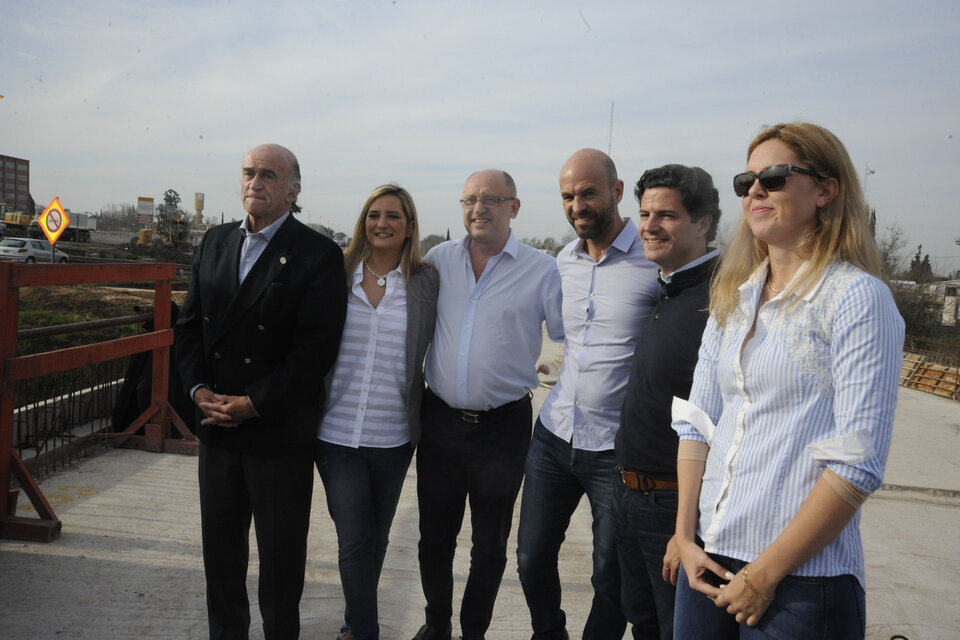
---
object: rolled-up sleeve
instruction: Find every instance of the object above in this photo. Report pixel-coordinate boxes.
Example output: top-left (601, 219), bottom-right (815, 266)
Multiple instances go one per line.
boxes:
top-left (673, 315), bottom-right (723, 444)
top-left (819, 276), bottom-right (904, 493)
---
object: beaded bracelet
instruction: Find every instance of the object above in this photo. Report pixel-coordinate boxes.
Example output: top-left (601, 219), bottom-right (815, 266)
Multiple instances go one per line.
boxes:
top-left (742, 565), bottom-right (774, 602)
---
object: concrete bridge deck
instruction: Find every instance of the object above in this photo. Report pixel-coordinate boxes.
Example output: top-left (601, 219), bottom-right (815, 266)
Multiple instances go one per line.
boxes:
top-left (1, 374), bottom-right (958, 638)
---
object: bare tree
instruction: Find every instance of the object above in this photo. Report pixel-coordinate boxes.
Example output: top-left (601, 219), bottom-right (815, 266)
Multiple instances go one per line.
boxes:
top-left (877, 224), bottom-right (908, 279)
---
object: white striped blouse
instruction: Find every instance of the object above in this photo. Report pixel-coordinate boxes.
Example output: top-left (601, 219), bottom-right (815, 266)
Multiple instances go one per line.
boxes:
top-left (318, 263), bottom-right (409, 448)
top-left (673, 259), bottom-right (904, 587)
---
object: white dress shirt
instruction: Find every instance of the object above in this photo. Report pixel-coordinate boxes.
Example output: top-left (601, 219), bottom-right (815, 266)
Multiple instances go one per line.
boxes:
top-left (672, 260), bottom-right (904, 586)
top-left (539, 218), bottom-right (659, 451)
top-left (318, 264), bottom-right (409, 448)
top-left (424, 232), bottom-right (564, 411)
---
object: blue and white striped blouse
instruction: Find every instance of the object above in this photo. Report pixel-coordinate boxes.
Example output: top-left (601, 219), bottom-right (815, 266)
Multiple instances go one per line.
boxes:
top-left (319, 263), bottom-right (408, 448)
top-left (672, 259), bottom-right (904, 587)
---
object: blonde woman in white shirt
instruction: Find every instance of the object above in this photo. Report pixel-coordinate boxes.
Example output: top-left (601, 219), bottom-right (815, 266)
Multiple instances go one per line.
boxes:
top-left (317, 184), bottom-right (438, 640)
top-left (671, 123), bottom-right (903, 639)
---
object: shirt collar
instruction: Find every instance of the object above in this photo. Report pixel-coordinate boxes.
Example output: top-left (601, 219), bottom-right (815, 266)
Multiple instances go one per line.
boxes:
top-left (740, 257), bottom-right (827, 302)
top-left (239, 210), bottom-right (290, 241)
top-left (660, 248), bottom-right (720, 284)
top-left (351, 260), bottom-right (402, 284)
top-left (571, 217), bottom-right (639, 261)
top-left (459, 229), bottom-right (519, 260)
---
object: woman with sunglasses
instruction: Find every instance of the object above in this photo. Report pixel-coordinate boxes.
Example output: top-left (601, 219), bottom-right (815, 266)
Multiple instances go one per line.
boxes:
top-left (317, 184), bottom-right (437, 640)
top-left (671, 123), bottom-right (903, 638)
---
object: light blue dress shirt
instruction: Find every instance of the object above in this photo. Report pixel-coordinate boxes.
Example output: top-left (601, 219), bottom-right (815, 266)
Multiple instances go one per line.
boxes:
top-left (424, 232), bottom-right (564, 411)
top-left (238, 211), bottom-right (290, 283)
top-left (539, 218), bottom-right (660, 451)
top-left (672, 260), bottom-right (905, 587)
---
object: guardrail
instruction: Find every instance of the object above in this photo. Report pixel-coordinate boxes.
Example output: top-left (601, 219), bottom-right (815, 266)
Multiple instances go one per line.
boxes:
top-left (1, 262), bottom-right (195, 542)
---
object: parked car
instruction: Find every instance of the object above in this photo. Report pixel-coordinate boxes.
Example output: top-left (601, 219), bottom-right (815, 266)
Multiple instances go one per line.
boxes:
top-left (0, 238), bottom-right (70, 263)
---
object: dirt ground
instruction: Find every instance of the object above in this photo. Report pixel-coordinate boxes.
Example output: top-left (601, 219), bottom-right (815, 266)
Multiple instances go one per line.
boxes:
top-left (20, 284), bottom-right (188, 318)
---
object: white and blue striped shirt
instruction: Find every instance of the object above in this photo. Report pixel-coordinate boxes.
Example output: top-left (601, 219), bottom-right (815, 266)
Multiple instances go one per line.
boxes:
top-left (673, 260), bottom-right (904, 587)
top-left (318, 263), bottom-right (408, 448)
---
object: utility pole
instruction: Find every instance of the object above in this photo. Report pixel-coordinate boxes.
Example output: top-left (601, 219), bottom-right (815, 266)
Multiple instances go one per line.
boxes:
top-left (608, 101), bottom-right (614, 155)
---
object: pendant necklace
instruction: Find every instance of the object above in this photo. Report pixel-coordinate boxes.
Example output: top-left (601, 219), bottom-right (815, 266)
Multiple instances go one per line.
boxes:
top-left (364, 261), bottom-right (387, 287)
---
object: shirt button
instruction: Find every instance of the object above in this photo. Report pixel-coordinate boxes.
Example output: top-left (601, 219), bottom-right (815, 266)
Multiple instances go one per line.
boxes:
top-left (257, 324), bottom-right (265, 331)
top-left (213, 352), bottom-right (221, 359)
top-left (203, 316), bottom-right (211, 323)
top-left (243, 358), bottom-right (252, 364)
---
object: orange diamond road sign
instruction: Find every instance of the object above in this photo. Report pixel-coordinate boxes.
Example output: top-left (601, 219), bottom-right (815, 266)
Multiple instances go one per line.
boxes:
top-left (39, 197), bottom-right (70, 245)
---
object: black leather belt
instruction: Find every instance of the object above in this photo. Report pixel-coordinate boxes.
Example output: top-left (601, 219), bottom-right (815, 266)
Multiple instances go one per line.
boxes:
top-left (428, 388), bottom-right (531, 424)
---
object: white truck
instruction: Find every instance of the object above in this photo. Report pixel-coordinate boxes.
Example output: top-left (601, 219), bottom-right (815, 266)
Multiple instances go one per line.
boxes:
top-left (29, 210), bottom-right (97, 242)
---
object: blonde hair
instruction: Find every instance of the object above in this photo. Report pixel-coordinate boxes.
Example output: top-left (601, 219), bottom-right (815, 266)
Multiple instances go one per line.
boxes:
top-left (343, 183), bottom-right (424, 286)
top-left (710, 122), bottom-right (883, 326)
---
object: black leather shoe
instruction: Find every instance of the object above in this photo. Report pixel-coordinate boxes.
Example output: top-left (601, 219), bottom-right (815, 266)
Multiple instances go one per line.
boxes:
top-left (530, 633), bottom-right (569, 640)
top-left (412, 624), bottom-right (452, 640)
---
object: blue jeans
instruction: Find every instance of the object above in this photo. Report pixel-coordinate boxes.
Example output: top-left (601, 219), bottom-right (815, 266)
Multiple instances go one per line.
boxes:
top-left (517, 419), bottom-right (626, 640)
top-left (316, 440), bottom-right (414, 640)
top-left (674, 554), bottom-right (866, 639)
top-left (613, 476), bottom-right (677, 640)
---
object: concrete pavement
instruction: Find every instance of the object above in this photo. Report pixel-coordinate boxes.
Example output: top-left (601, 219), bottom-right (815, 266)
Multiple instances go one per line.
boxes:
top-left (1, 347), bottom-right (958, 638)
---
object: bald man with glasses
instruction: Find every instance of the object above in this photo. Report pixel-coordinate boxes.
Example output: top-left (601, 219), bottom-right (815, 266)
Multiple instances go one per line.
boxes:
top-left (411, 169), bottom-right (563, 640)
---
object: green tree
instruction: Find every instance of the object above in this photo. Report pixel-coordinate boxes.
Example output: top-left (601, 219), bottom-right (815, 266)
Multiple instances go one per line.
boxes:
top-left (420, 234), bottom-right (446, 256)
top-left (906, 244), bottom-right (934, 283)
top-left (891, 284), bottom-right (941, 337)
top-left (157, 189), bottom-right (186, 221)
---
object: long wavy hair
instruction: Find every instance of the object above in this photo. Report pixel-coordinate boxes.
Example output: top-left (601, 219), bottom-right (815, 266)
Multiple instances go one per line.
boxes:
top-left (343, 183), bottom-right (424, 286)
top-left (710, 122), bottom-right (883, 326)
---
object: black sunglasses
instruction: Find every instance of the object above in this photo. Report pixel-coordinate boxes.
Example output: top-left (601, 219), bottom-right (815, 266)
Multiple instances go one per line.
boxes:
top-left (733, 164), bottom-right (824, 197)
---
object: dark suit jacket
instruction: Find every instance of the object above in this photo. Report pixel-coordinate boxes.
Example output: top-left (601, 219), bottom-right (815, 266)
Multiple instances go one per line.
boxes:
top-left (176, 215), bottom-right (347, 457)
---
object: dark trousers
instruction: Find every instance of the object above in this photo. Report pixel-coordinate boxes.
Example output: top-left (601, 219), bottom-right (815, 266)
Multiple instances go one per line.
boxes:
top-left (674, 554), bottom-right (866, 639)
top-left (516, 419), bottom-right (626, 640)
top-left (316, 440), bottom-right (414, 640)
top-left (198, 442), bottom-right (314, 640)
top-left (416, 390), bottom-right (532, 637)
top-left (613, 476), bottom-right (678, 640)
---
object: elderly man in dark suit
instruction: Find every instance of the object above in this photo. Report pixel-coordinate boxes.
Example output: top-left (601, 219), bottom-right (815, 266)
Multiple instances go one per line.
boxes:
top-left (176, 143), bottom-right (347, 639)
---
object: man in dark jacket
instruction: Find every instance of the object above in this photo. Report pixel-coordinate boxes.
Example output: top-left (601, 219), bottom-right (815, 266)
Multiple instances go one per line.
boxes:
top-left (614, 164), bottom-right (721, 639)
top-left (176, 143), bottom-right (346, 639)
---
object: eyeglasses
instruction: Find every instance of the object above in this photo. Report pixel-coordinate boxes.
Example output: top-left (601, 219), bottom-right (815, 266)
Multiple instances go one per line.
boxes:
top-left (733, 164), bottom-right (824, 197)
top-left (460, 195), bottom-right (515, 209)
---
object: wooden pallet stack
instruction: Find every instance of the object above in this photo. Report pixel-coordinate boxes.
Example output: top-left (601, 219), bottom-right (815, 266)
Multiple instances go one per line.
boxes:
top-left (900, 351), bottom-right (960, 400)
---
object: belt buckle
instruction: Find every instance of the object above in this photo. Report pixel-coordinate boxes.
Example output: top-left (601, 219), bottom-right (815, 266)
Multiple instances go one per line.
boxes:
top-left (460, 410), bottom-right (481, 424)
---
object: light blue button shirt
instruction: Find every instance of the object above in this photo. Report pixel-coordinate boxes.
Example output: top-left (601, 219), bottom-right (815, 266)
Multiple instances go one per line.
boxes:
top-left (238, 211), bottom-right (289, 283)
top-left (539, 218), bottom-right (660, 451)
top-left (424, 232), bottom-right (564, 411)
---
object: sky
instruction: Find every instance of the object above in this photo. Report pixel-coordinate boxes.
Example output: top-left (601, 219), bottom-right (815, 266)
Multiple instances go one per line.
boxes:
top-left (3, 0), bottom-right (959, 274)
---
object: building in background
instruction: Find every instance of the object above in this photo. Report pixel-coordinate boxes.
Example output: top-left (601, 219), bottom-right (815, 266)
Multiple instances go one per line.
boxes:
top-left (0, 154), bottom-right (31, 212)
